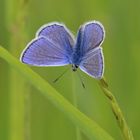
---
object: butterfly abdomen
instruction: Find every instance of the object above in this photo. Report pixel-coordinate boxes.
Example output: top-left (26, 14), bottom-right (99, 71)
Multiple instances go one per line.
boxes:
top-left (71, 26), bottom-right (84, 66)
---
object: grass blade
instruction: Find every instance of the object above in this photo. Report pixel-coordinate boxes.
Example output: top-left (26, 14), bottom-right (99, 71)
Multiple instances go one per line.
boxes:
top-left (0, 46), bottom-right (114, 140)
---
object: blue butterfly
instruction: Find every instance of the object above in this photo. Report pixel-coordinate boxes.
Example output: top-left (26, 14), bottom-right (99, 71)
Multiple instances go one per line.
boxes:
top-left (20, 21), bottom-right (105, 79)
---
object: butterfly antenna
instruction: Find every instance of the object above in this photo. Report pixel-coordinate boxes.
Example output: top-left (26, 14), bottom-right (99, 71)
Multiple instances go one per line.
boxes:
top-left (53, 68), bottom-right (69, 83)
top-left (77, 71), bottom-right (85, 88)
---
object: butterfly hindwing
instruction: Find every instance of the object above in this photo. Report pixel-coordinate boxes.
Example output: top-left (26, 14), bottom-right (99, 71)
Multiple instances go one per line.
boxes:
top-left (76, 21), bottom-right (105, 79)
top-left (36, 23), bottom-right (74, 55)
top-left (76, 21), bottom-right (105, 54)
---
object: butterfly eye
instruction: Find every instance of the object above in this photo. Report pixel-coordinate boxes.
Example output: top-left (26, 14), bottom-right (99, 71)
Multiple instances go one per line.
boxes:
top-left (72, 64), bottom-right (78, 71)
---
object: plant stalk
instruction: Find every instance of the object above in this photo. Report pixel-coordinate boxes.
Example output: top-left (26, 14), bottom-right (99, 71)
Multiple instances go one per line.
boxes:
top-left (72, 72), bottom-right (82, 140)
top-left (98, 77), bottom-right (134, 140)
top-left (5, 0), bottom-right (30, 140)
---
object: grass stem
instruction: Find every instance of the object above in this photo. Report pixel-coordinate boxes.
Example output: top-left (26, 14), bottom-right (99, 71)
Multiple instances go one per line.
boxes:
top-left (72, 72), bottom-right (82, 140)
top-left (98, 77), bottom-right (134, 140)
top-left (5, 0), bottom-right (30, 140)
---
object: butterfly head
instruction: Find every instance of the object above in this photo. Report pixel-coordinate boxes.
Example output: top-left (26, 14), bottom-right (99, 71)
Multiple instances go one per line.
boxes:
top-left (72, 64), bottom-right (79, 72)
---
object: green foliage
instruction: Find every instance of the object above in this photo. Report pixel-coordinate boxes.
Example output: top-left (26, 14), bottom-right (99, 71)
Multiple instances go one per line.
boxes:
top-left (0, 47), bottom-right (114, 140)
top-left (0, 0), bottom-right (140, 140)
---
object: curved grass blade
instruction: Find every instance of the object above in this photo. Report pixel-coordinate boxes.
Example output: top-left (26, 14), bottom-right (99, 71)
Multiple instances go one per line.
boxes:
top-left (0, 46), bottom-right (114, 140)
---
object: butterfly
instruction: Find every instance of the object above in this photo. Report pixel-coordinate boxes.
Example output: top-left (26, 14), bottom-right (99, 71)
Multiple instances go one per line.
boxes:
top-left (20, 21), bottom-right (105, 79)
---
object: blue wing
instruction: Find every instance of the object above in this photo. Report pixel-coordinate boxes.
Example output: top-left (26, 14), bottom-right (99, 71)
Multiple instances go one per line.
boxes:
top-left (21, 23), bottom-right (75, 66)
top-left (79, 47), bottom-right (104, 79)
top-left (75, 21), bottom-right (105, 54)
top-left (75, 21), bottom-right (105, 79)
top-left (20, 36), bottom-right (71, 66)
top-left (72, 21), bottom-right (105, 65)
top-left (36, 22), bottom-right (75, 55)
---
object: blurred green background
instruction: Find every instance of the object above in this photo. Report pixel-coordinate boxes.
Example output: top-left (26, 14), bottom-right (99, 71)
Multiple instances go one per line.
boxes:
top-left (0, 0), bottom-right (140, 140)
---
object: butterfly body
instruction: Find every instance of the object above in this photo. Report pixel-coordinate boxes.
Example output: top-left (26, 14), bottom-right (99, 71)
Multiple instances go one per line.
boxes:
top-left (20, 21), bottom-right (105, 79)
top-left (72, 64), bottom-right (79, 72)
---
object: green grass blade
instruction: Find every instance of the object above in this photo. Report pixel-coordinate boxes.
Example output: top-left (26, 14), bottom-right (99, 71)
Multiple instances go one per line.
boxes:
top-left (0, 46), bottom-right (114, 140)
top-left (5, 0), bottom-right (29, 139)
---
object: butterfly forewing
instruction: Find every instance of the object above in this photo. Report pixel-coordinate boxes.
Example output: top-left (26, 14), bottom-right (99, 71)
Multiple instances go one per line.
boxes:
top-left (20, 36), bottom-right (70, 66)
top-left (21, 23), bottom-right (75, 66)
top-left (80, 48), bottom-right (104, 79)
